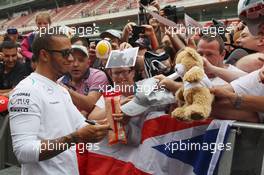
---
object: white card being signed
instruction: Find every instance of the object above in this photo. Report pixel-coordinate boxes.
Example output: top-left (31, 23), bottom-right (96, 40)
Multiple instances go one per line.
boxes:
top-left (105, 47), bottom-right (139, 68)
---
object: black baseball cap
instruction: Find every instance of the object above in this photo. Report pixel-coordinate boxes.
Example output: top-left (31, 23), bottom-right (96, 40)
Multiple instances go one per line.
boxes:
top-left (7, 28), bottom-right (18, 34)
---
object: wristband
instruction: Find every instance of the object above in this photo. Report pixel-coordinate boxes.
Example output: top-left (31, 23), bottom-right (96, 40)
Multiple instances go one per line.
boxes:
top-left (70, 132), bottom-right (79, 144)
top-left (233, 93), bottom-right (242, 109)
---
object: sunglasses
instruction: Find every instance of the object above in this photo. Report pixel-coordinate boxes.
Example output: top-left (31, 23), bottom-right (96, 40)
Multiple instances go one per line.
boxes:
top-left (46, 48), bottom-right (73, 58)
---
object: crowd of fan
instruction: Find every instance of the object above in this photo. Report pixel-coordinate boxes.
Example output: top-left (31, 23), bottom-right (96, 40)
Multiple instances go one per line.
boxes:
top-left (1, 1), bottom-right (264, 122)
top-left (0, 0), bottom-right (264, 174)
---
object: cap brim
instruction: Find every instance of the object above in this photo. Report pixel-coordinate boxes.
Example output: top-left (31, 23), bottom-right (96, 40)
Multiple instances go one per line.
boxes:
top-left (100, 31), bottom-right (120, 40)
top-left (121, 100), bottom-right (148, 117)
top-left (71, 45), bottom-right (89, 57)
top-left (72, 48), bottom-right (88, 57)
top-left (100, 32), bottom-right (114, 39)
top-left (244, 19), bottom-right (261, 36)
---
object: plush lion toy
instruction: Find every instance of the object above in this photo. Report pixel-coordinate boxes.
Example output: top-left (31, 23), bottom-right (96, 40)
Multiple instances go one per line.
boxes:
top-left (171, 47), bottom-right (214, 120)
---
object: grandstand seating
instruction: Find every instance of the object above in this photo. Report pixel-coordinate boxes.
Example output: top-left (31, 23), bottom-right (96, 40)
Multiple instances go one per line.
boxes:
top-left (69, 0), bottom-right (100, 19)
top-left (0, 19), bottom-right (8, 30)
top-left (72, 0), bottom-right (105, 19)
top-left (0, 0), bottom-right (178, 32)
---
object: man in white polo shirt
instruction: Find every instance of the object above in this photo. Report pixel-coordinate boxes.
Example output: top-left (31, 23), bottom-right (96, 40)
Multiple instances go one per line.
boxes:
top-left (8, 28), bottom-right (110, 175)
top-left (210, 0), bottom-right (264, 122)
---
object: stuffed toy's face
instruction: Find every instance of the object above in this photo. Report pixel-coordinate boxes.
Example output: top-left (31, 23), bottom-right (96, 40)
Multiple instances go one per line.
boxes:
top-left (175, 47), bottom-right (204, 73)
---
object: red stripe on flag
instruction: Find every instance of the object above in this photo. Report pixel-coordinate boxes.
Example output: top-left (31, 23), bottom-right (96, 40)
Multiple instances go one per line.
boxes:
top-left (82, 151), bottom-right (151, 175)
top-left (141, 115), bottom-right (212, 143)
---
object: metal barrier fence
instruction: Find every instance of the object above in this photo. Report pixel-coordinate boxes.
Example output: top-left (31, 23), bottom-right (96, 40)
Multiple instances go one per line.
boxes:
top-left (0, 114), bottom-right (19, 172)
top-left (1, 114), bottom-right (264, 175)
top-left (217, 122), bottom-right (264, 175)
top-left (0, 114), bottom-right (10, 169)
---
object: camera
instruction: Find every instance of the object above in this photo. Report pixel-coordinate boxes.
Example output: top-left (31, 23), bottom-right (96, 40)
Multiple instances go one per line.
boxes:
top-left (212, 19), bottom-right (228, 42)
top-left (199, 19), bottom-right (228, 42)
top-left (140, 0), bottom-right (154, 6)
top-left (162, 5), bottom-right (185, 23)
top-left (129, 25), bottom-right (145, 47)
top-left (132, 26), bottom-right (145, 36)
top-left (144, 51), bottom-right (174, 77)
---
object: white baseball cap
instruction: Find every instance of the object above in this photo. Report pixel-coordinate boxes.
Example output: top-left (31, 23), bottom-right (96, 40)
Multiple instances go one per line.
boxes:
top-left (100, 29), bottom-right (122, 40)
top-left (238, 0), bottom-right (264, 35)
top-left (121, 78), bottom-right (175, 116)
top-left (71, 45), bottom-right (89, 57)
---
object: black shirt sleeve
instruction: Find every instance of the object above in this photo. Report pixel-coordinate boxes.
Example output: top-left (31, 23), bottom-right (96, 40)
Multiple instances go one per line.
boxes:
top-left (0, 63), bottom-right (31, 90)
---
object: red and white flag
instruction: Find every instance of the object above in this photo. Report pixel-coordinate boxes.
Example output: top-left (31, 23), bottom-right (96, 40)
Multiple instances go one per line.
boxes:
top-left (79, 111), bottom-right (233, 175)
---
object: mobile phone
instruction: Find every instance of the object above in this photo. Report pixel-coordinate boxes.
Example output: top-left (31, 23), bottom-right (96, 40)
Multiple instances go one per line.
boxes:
top-left (132, 25), bottom-right (145, 35)
top-left (89, 38), bottom-right (101, 46)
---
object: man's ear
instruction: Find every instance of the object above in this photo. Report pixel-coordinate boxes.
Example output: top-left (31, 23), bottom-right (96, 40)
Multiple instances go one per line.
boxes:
top-left (39, 49), bottom-right (49, 62)
top-left (87, 59), bottom-right (91, 66)
top-left (257, 35), bottom-right (264, 47)
top-left (221, 49), bottom-right (226, 59)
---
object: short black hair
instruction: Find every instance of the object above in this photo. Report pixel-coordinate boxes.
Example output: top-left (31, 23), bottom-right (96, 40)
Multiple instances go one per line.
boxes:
top-left (71, 36), bottom-right (89, 47)
top-left (199, 34), bottom-right (225, 54)
top-left (32, 27), bottom-right (67, 62)
top-left (1, 40), bottom-right (18, 50)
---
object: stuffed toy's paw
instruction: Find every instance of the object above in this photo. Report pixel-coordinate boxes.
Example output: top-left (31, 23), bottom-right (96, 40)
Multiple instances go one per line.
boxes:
top-left (184, 104), bottom-right (210, 120)
top-left (171, 107), bottom-right (189, 120)
top-left (183, 66), bottom-right (204, 83)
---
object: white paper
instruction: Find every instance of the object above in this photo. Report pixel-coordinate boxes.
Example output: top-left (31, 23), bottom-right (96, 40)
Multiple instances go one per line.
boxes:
top-left (105, 47), bottom-right (139, 68)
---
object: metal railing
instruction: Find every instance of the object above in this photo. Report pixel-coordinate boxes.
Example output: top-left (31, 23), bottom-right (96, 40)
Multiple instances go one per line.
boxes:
top-left (1, 114), bottom-right (264, 174)
top-left (0, 114), bottom-right (18, 171)
top-left (0, 115), bottom-right (9, 170)
top-left (232, 121), bottom-right (264, 130)
top-left (217, 121), bottom-right (264, 175)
